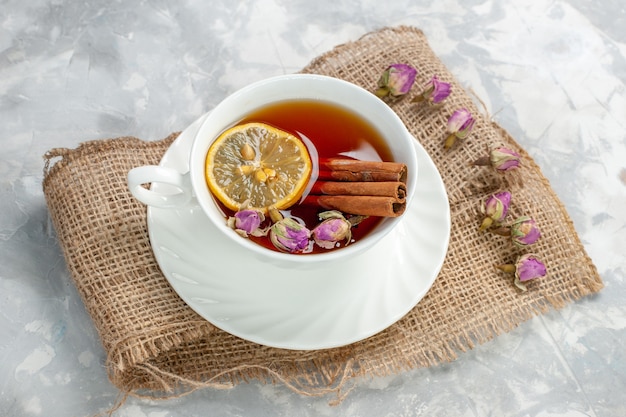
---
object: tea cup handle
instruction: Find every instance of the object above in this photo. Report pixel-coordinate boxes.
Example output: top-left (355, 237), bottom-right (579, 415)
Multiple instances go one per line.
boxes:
top-left (128, 165), bottom-right (192, 208)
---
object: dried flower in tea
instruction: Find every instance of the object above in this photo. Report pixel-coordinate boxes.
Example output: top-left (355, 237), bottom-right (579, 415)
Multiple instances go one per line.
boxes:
top-left (311, 210), bottom-right (353, 249)
top-left (268, 208), bottom-right (311, 253)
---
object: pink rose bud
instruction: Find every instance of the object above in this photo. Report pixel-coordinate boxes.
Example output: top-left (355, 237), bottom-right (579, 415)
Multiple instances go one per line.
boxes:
top-left (412, 75), bottom-right (451, 104)
top-left (227, 201), bottom-right (268, 238)
top-left (480, 191), bottom-right (511, 231)
top-left (490, 147), bottom-right (521, 171)
top-left (515, 253), bottom-right (547, 282)
top-left (269, 217), bottom-right (311, 253)
top-left (375, 64), bottom-right (417, 98)
top-left (445, 108), bottom-right (475, 149)
top-left (510, 216), bottom-right (541, 247)
top-left (473, 146), bottom-right (522, 172)
top-left (497, 253), bottom-right (547, 291)
top-left (226, 209), bottom-right (262, 236)
top-left (312, 210), bottom-right (353, 249)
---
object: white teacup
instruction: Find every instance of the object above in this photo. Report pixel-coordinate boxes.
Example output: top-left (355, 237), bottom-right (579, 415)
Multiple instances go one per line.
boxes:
top-left (128, 74), bottom-right (418, 267)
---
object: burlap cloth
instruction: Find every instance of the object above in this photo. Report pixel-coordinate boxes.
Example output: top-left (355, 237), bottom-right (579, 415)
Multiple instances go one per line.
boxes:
top-left (42, 26), bottom-right (603, 404)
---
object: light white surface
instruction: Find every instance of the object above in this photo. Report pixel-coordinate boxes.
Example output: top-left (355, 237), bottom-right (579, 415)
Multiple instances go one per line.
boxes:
top-left (149, 115), bottom-right (449, 350)
top-left (1, 0), bottom-right (625, 416)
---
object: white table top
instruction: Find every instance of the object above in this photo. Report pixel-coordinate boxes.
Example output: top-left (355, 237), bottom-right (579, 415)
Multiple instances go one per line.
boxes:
top-left (2, 1), bottom-right (625, 416)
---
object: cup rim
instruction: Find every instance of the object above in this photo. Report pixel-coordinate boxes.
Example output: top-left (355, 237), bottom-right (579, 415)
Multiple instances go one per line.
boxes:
top-left (190, 74), bottom-right (418, 266)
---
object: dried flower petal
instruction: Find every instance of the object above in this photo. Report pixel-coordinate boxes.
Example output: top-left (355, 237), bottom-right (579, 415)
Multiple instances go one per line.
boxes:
top-left (510, 216), bottom-right (541, 247)
top-left (312, 210), bottom-right (353, 249)
top-left (375, 64), bottom-right (417, 98)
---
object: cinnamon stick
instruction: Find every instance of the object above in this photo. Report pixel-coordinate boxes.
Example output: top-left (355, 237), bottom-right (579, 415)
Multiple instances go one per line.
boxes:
top-left (318, 158), bottom-right (407, 183)
top-left (310, 181), bottom-right (406, 201)
top-left (302, 158), bottom-right (410, 217)
top-left (302, 195), bottom-right (406, 217)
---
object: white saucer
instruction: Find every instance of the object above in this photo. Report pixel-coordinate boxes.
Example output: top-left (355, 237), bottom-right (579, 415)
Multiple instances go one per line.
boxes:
top-left (147, 114), bottom-right (450, 350)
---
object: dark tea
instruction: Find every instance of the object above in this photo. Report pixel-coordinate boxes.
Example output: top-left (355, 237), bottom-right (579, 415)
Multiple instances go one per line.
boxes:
top-left (219, 99), bottom-right (395, 253)
top-left (241, 99), bottom-right (394, 164)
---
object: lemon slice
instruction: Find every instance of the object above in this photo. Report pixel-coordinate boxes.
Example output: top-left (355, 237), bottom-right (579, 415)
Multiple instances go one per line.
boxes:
top-left (205, 122), bottom-right (312, 213)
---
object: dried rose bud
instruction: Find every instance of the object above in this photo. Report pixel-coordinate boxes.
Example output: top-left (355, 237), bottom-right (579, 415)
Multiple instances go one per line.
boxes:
top-left (497, 253), bottom-right (547, 291)
top-left (227, 201), bottom-right (267, 238)
top-left (510, 216), bottom-right (541, 247)
top-left (375, 64), bottom-right (417, 98)
top-left (490, 147), bottom-right (521, 171)
top-left (226, 209), bottom-right (264, 237)
top-left (515, 254), bottom-right (547, 282)
top-left (412, 75), bottom-right (451, 104)
top-left (444, 108), bottom-right (475, 149)
top-left (312, 210), bottom-right (353, 249)
top-left (473, 146), bottom-right (521, 172)
top-left (480, 191), bottom-right (511, 231)
top-left (269, 216), bottom-right (311, 253)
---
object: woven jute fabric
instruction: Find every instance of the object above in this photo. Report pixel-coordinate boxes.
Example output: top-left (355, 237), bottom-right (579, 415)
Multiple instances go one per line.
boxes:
top-left (42, 26), bottom-right (603, 404)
